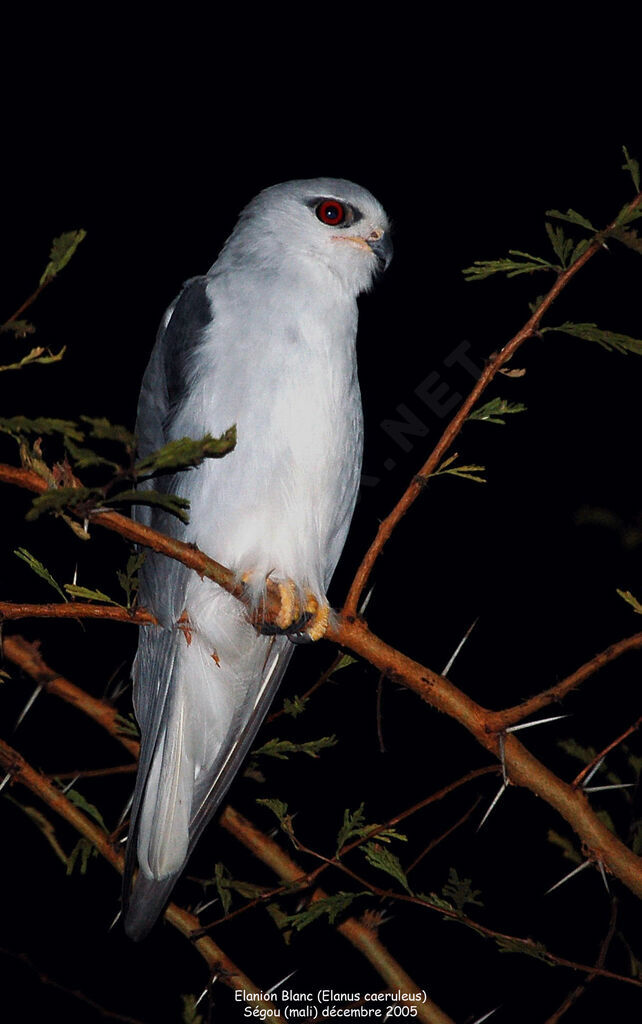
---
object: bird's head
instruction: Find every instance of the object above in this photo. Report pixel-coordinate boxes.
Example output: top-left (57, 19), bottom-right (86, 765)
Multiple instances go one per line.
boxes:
top-left (221, 178), bottom-right (392, 295)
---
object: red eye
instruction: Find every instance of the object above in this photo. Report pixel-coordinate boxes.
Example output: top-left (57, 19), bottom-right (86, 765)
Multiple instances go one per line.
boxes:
top-left (316, 199), bottom-right (346, 226)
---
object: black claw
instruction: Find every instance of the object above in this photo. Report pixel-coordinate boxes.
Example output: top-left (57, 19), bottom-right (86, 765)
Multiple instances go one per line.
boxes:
top-left (258, 611), bottom-right (312, 637)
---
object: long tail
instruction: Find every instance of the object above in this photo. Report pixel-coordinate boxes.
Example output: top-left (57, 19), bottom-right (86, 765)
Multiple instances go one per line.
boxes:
top-left (123, 606), bottom-right (292, 940)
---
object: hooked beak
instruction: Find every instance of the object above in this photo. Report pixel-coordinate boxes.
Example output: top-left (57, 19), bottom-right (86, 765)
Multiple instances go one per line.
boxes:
top-left (335, 227), bottom-right (393, 272)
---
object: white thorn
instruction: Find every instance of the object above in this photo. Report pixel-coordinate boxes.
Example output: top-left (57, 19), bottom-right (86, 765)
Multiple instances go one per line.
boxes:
top-left (117, 792), bottom-right (134, 827)
top-left (265, 968), bottom-right (298, 995)
top-left (470, 1009), bottom-right (500, 1024)
top-left (582, 755), bottom-right (606, 787)
top-left (194, 988), bottom-right (208, 1008)
top-left (546, 859), bottom-right (591, 894)
top-left (0, 772), bottom-right (12, 794)
top-left (359, 585), bottom-right (375, 615)
top-left (14, 684), bottom-right (43, 730)
top-left (194, 896), bottom-right (219, 916)
top-left (506, 714), bottom-right (569, 734)
top-left (441, 617), bottom-right (478, 676)
top-left (584, 783), bottom-right (635, 793)
top-left (477, 782), bottom-right (508, 831)
top-left (119, 834), bottom-right (129, 844)
top-left (73, 563), bottom-right (78, 586)
top-left (597, 859), bottom-right (610, 893)
top-left (498, 733), bottom-right (507, 785)
top-left (61, 775), bottom-right (80, 795)
top-left (109, 909), bottom-right (122, 931)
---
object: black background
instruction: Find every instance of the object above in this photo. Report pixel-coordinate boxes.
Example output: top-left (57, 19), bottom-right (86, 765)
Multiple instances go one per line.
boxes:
top-left (1, 35), bottom-right (641, 1024)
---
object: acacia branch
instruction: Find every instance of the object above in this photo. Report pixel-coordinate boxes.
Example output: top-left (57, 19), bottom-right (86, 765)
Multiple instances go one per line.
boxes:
top-left (3, 635), bottom-right (440, 1013)
top-left (3, 461), bottom-right (642, 900)
top-left (342, 190), bottom-right (642, 619)
top-left (0, 736), bottom-right (285, 1021)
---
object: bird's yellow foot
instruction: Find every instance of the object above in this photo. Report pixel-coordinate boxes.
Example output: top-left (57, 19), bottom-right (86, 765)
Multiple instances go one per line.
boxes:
top-left (249, 576), bottom-right (329, 642)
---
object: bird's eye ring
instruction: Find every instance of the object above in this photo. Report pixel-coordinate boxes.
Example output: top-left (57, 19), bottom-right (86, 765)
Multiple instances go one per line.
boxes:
top-left (316, 199), bottom-right (347, 226)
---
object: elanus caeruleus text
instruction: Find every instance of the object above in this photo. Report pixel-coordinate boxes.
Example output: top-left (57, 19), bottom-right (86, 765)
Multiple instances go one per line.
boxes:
top-left (123, 178), bottom-right (391, 939)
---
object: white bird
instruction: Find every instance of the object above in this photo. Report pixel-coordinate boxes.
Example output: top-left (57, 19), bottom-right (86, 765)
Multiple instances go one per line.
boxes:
top-left (123, 178), bottom-right (392, 939)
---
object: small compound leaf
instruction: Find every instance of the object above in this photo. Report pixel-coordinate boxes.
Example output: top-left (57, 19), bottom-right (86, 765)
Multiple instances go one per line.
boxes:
top-left (40, 230), bottom-right (87, 285)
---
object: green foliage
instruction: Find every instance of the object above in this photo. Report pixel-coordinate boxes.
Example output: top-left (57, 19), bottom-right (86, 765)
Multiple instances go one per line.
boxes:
top-left (285, 891), bottom-right (365, 931)
top-left (617, 589), bottom-right (642, 615)
top-left (39, 230), bottom-right (87, 286)
top-left (66, 838), bottom-right (99, 875)
top-left (0, 319), bottom-right (35, 338)
top-left (64, 583), bottom-right (123, 607)
top-left (280, 694), bottom-right (309, 718)
top-left (441, 867), bottom-right (483, 914)
top-left (181, 994), bottom-right (204, 1024)
top-left (362, 841), bottom-right (412, 894)
top-left (64, 787), bottom-right (108, 832)
top-left (335, 803), bottom-right (408, 856)
top-left (252, 735), bottom-right (337, 760)
top-left (0, 416), bottom-right (84, 442)
top-left (14, 547), bottom-right (67, 601)
top-left (117, 551), bottom-right (146, 608)
top-left (462, 250), bottom-right (557, 282)
top-left (433, 454), bottom-right (486, 484)
top-left (496, 937), bottom-right (553, 963)
top-left (134, 429), bottom-right (236, 479)
top-left (622, 145), bottom-right (641, 193)
top-left (80, 415), bottom-right (136, 448)
top-left (542, 322), bottom-right (642, 356)
top-left (26, 486), bottom-right (99, 522)
top-left (469, 397), bottom-right (527, 425)
top-left (106, 487), bottom-right (192, 524)
top-left (545, 208), bottom-right (596, 232)
top-left (0, 345), bottom-right (66, 374)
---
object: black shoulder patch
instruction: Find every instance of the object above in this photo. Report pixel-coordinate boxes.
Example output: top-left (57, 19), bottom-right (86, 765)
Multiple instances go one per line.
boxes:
top-left (163, 277), bottom-right (213, 410)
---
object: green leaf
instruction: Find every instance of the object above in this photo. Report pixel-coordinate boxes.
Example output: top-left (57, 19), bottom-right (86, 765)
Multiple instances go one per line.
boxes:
top-left (26, 486), bottom-right (100, 521)
top-left (362, 841), bottom-right (413, 894)
top-left (0, 345), bottom-right (66, 372)
top-left (0, 319), bottom-right (36, 337)
top-left (116, 551), bottom-right (146, 608)
top-left (181, 994), bottom-right (204, 1024)
top-left (441, 868), bottom-right (483, 913)
top-left (256, 797), bottom-right (289, 824)
top-left (622, 146), bottom-right (641, 193)
top-left (252, 735), bottom-right (337, 760)
top-left (280, 694), bottom-right (309, 718)
top-left (608, 225), bottom-right (642, 255)
top-left (134, 429), bottom-right (236, 479)
top-left (80, 416), bottom-right (136, 448)
top-left (64, 436), bottom-right (121, 471)
top-left (66, 837), bottom-right (98, 875)
top-left (286, 892), bottom-right (365, 931)
top-left (433, 454), bottom-right (486, 483)
top-left (64, 788), bottom-right (108, 832)
top-left (336, 804), bottom-right (368, 854)
top-left (212, 861), bottom-right (233, 916)
top-left (104, 487), bottom-right (192, 523)
top-left (64, 583), bottom-right (123, 607)
top-left (14, 547), bottom-right (67, 601)
top-left (40, 229), bottom-right (87, 285)
top-left (462, 250), bottom-right (557, 282)
top-left (0, 415), bottom-right (84, 441)
top-left (545, 222), bottom-right (574, 268)
top-left (545, 208), bottom-right (597, 232)
top-left (617, 589), bottom-right (642, 615)
top-left (542, 321), bottom-right (642, 356)
top-left (469, 397), bottom-right (527, 425)
top-left (496, 937), bottom-right (553, 963)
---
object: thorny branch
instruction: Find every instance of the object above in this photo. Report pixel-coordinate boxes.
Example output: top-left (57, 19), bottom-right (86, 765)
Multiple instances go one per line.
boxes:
top-left (4, 637), bottom-right (640, 998)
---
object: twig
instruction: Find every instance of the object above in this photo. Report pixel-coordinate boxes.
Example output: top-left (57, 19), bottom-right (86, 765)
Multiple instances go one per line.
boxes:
top-left (220, 807), bottom-right (453, 1024)
top-left (573, 717), bottom-right (642, 790)
top-left (544, 899), bottom-right (619, 1023)
top-left (342, 189), bottom-right (642, 620)
top-left (488, 633), bottom-right (642, 732)
top-left (0, 601), bottom-right (156, 624)
top-left (0, 736), bottom-right (286, 1023)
